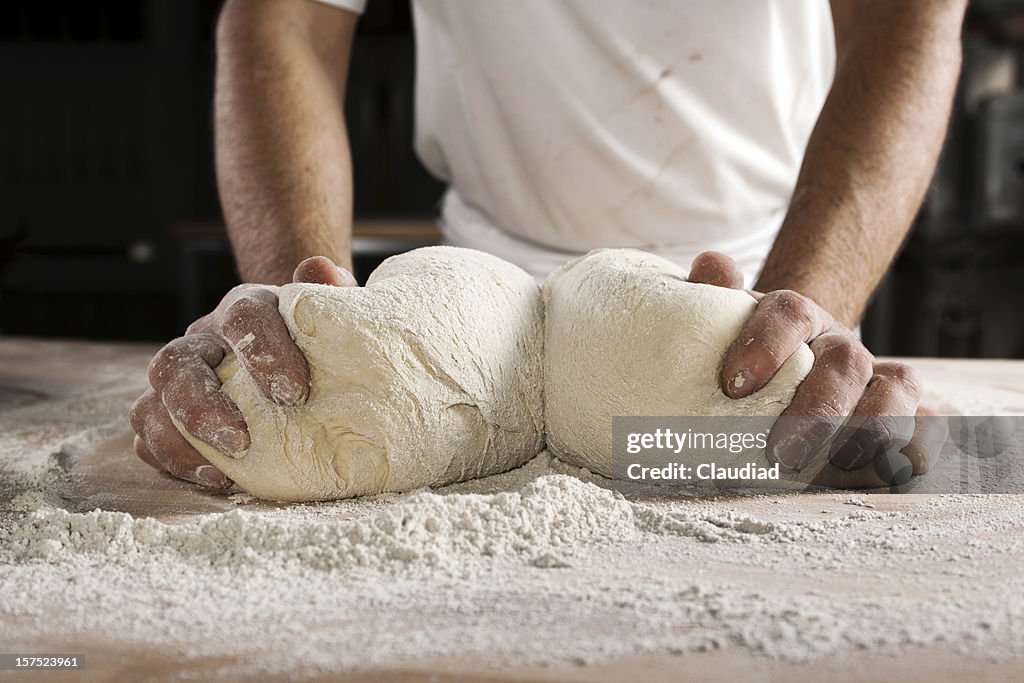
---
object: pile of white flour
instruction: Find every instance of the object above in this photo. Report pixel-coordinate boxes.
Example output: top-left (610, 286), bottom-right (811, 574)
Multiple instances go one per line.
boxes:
top-left (2, 358), bottom-right (1024, 678)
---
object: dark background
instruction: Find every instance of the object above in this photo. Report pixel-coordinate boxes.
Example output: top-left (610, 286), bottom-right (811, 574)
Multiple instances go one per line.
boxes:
top-left (0, 0), bottom-right (1022, 358)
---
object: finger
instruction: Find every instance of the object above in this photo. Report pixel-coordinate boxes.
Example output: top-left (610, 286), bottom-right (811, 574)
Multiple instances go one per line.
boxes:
top-left (767, 334), bottom-right (873, 471)
top-left (148, 334), bottom-right (250, 456)
top-left (185, 312), bottom-right (216, 336)
top-left (686, 251), bottom-right (745, 290)
top-left (720, 289), bottom-right (833, 399)
top-left (900, 406), bottom-right (947, 476)
top-left (828, 362), bottom-right (924, 472)
top-left (293, 256), bottom-right (358, 287)
top-left (220, 288), bottom-right (310, 407)
top-left (129, 389), bottom-right (233, 488)
top-left (133, 435), bottom-right (165, 472)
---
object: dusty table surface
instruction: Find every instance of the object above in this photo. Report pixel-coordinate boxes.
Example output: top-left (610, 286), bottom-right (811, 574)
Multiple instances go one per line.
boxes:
top-left (1, 337), bottom-right (1023, 682)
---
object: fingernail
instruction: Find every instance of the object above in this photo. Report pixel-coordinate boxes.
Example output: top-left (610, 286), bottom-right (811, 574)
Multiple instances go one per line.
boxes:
top-left (830, 439), bottom-right (863, 470)
top-left (194, 465), bottom-right (230, 488)
top-left (772, 434), bottom-right (810, 471)
top-left (270, 374), bottom-right (307, 406)
top-left (727, 369), bottom-right (756, 398)
top-left (211, 426), bottom-right (249, 456)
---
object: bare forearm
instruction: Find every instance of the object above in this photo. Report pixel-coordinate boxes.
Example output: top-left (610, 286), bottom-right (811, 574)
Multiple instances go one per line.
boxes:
top-left (756, 0), bottom-right (966, 326)
top-left (215, 0), bottom-right (356, 284)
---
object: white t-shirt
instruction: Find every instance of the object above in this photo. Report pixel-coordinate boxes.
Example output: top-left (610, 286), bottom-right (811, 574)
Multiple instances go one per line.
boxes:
top-left (317, 0), bottom-right (836, 283)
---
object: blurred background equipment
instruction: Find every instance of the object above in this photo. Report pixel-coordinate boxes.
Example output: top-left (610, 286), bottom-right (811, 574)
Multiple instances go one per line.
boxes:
top-left (860, 0), bottom-right (1024, 359)
top-left (0, 0), bottom-right (1021, 358)
top-left (0, 0), bottom-right (442, 339)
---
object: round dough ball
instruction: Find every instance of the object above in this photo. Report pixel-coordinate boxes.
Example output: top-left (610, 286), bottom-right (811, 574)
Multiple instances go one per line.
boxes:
top-left (542, 248), bottom-right (874, 488)
top-left (175, 247), bottom-right (545, 502)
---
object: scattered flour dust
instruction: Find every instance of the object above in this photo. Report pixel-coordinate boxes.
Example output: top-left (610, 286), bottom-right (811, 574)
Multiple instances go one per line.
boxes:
top-left (2, 368), bottom-right (1024, 678)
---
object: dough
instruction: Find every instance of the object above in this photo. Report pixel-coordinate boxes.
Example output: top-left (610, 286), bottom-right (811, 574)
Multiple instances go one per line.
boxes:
top-left (543, 248), bottom-right (883, 488)
top-left (175, 247), bottom-right (545, 502)
top-left (543, 248), bottom-right (811, 474)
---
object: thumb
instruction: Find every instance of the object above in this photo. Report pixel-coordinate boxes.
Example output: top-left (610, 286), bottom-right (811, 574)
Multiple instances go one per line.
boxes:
top-left (686, 251), bottom-right (745, 290)
top-left (292, 256), bottom-right (358, 287)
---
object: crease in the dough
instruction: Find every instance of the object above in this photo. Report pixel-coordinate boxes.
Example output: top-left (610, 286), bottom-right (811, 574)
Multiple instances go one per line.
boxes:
top-left (440, 402), bottom-right (493, 482)
top-left (399, 331), bottom-right (465, 393)
top-left (324, 423), bottom-right (390, 496)
top-left (277, 409), bottom-right (320, 495)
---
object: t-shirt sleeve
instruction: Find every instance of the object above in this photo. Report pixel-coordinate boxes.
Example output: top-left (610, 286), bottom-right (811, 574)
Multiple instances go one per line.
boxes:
top-left (308, 0), bottom-right (367, 15)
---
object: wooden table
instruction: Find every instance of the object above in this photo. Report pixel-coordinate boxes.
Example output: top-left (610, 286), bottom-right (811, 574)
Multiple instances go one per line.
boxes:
top-left (2, 338), bottom-right (1023, 682)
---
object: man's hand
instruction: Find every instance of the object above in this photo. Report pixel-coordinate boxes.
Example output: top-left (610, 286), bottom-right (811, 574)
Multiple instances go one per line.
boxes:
top-left (687, 251), bottom-right (935, 477)
top-left (129, 257), bottom-right (356, 488)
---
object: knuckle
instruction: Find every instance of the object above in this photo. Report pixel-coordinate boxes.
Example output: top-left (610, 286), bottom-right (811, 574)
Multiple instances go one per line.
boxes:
top-left (766, 290), bottom-right (816, 329)
top-left (889, 363), bottom-right (923, 389)
top-left (858, 415), bottom-right (913, 447)
top-left (221, 283), bottom-right (264, 308)
top-left (873, 363), bottom-right (924, 399)
top-left (227, 283), bottom-right (251, 297)
top-left (148, 342), bottom-right (173, 373)
top-left (192, 331), bottom-right (227, 350)
top-left (148, 336), bottom-right (225, 386)
top-left (880, 415), bottom-right (915, 444)
top-left (222, 294), bottom-right (279, 339)
top-left (224, 296), bottom-right (263, 325)
top-left (766, 289), bottom-right (799, 308)
top-left (870, 416), bottom-right (897, 443)
top-left (235, 285), bottom-right (278, 305)
top-left (148, 337), bottom-right (189, 384)
top-left (820, 337), bottom-right (873, 383)
top-left (804, 401), bottom-right (845, 420)
top-left (185, 313), bottom-right (214, 336)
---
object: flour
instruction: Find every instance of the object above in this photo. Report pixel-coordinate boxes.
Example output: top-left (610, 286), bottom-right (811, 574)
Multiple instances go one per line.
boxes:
top-left (2, 474), bottom-right (830, 575)
top-left (3, 345), bottom-right (1024, 677)
top-left (4, 464), bottom-right (1024, 676)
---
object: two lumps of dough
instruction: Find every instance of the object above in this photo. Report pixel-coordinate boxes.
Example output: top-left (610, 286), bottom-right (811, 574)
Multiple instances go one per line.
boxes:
top-left (173, 246), bottom-right (855, 502)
